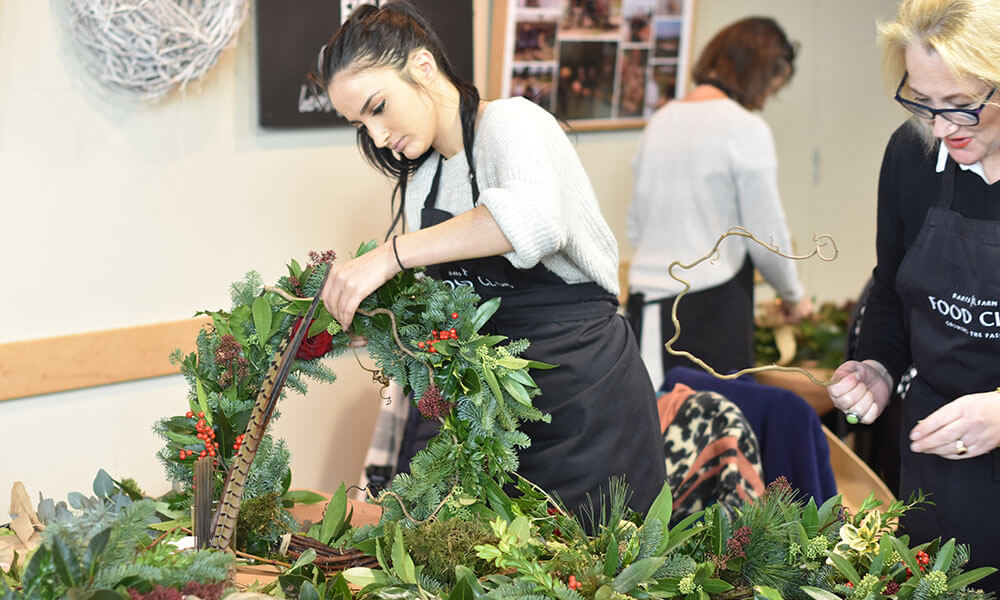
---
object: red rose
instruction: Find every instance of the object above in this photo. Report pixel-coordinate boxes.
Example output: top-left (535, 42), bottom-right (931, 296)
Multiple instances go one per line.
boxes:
top-left (290, 318), bottom-right (333, 360)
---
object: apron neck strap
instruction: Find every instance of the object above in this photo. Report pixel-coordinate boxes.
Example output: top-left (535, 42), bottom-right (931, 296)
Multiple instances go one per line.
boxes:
top-left (422, 95), bottom-right (481, 211)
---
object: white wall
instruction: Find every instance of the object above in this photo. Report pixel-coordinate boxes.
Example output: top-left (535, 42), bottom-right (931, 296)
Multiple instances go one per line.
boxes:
top-left (0, 0), bottom-right (903, 502)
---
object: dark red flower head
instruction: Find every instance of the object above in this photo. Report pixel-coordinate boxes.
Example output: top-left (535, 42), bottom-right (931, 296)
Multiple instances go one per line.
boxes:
top-left (291, 317), bottom-right (334, 360)
top-left (417, 385), bottom-right (452, 419)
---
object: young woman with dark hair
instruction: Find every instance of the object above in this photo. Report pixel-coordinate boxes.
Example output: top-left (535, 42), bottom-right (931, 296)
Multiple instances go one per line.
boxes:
top-left (313, 1), bottom-right (666, 517)
top-left (625, 16), bottom-right (812, 389)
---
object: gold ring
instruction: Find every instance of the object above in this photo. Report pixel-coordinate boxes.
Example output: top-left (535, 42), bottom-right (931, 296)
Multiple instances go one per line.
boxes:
top-left (955, 439), bottom-right (968, 455)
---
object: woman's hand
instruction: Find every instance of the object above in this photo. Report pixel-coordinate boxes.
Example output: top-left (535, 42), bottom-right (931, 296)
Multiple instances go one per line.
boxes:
top-left (827, 359), bottom-right (893, 424)
top-left (321, 241), bottom-right (400, 331)
top-left (781, 297), bottom-right (814, 324)
top-left (909, 390), bottom-right (1000, 459)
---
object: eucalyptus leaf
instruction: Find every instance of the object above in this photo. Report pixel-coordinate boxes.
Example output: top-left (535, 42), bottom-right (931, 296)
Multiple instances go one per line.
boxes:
top-left (92, 469), bottom-right (116, 499)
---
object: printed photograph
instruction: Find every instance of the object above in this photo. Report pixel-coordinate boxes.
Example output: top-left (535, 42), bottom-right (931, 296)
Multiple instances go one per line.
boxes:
top-left (560, 0), bottom-right (624, 37)
top-left (518, 0), bottom-right (562, 8)
top-left (654, 0), bottom-right (683, 16)
top-left (618, 48), bottom-right (648, 117)
top-left (649, 62), bottom-right (679, 110)
top-left (514, 19), bottom-right (558, 62)
top-left (653, 18), bottom-right (682, 58)
top-left (510, 64), bottom-right (556, 110)
top-left (623, 0), bottom-right (655, 42)
top-left (556, 40), bottom-right (618, 120)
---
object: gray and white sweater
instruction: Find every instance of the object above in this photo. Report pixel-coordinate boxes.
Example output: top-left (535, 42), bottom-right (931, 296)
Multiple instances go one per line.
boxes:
top-left (403, 97), bottom-right (620, 296)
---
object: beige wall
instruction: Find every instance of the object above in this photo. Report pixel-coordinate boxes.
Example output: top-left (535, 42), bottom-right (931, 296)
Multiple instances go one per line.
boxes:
top-left (0, 0), bottom-right (903, 502)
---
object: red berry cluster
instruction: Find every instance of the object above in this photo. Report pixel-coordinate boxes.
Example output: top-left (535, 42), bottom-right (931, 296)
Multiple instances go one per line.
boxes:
top-left (906, 550), bottom-right (930, 576)
top-left (567, 575), bottom-right (582, 591)
top-left (177, 411), bottom-right (220, 461)
top-left (415, 313), bottom-right (460, 353)
top-left (232, 433), bottom-right (246, 452)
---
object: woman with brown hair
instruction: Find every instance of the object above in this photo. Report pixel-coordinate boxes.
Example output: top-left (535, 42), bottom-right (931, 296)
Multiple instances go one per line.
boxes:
top-left (626, 16), bottom-right (812, 389)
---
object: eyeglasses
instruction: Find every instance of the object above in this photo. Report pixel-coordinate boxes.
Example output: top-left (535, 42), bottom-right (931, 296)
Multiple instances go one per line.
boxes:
top-left (894, 72), bottom-right (997, 126)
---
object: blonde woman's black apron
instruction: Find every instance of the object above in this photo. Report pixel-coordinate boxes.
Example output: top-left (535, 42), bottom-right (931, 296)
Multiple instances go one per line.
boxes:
top-left (397, 153), bottom-right (666, 517)
top-left (893, 158), bottom-right (1000, 591)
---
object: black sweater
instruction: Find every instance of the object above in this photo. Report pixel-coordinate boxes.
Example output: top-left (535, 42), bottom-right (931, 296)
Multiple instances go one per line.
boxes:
top-left (856, 120), bottom-right (1000, 384)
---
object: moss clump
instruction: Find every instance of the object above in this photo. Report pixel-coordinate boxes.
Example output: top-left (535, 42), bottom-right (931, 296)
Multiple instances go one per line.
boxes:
top-left (401, 518), bottom-right (499, 585)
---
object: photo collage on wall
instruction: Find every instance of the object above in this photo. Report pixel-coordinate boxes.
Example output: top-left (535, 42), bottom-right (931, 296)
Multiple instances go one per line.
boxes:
top-left (502, 0), bottom-right (692, 125)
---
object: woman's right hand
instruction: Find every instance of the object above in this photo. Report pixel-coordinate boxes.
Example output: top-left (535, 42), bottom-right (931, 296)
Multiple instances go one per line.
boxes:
top-left (827, 359), bottom-right (893, 425)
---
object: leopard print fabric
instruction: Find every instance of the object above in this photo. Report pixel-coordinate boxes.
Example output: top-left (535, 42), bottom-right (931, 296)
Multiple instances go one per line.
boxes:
top-left (659, 387), bottom-right (765, 524)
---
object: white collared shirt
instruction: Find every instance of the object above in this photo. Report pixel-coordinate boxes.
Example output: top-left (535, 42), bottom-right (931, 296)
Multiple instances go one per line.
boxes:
top-left (936, 141), bottom-right (990, 182)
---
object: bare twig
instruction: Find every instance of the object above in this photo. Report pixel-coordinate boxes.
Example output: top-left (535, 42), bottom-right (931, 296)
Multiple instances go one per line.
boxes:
top-left (665, 226), bottom-right (841, 387)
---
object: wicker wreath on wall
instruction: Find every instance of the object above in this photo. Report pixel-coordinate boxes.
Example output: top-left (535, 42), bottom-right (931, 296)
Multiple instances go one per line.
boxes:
top-left (64, 0), bottom-right (248, 101)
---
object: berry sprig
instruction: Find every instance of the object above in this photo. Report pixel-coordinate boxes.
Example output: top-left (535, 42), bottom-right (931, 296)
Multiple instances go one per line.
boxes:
top-left (415, 312), bottom-right (461, 353)
top-left (567, 575), bottom-right (582, 591)
top-left (176, 411), bottom-right (221, 462)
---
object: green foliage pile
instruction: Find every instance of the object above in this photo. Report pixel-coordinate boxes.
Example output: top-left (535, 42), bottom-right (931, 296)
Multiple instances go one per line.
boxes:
top-left (0, 470), bottom-right (231, 599)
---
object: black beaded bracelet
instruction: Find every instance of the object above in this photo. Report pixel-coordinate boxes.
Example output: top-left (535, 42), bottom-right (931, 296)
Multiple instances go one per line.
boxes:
top-left (392, 235), bottom-right (406, 271)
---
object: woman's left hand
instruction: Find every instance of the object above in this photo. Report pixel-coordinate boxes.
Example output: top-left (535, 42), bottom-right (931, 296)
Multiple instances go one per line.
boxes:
top-left (909, 390), bottom-right (1000, 459)
top-left (321, 242), bottom-right (399, 331)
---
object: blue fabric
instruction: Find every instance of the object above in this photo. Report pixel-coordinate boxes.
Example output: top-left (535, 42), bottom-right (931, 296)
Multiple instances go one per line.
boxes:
top-left (663, 366), bottom-right (838, 504)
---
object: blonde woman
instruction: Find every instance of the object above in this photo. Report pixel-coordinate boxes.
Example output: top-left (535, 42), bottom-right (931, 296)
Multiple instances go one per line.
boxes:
top-left (828, 0), bottom-right (1000, 588)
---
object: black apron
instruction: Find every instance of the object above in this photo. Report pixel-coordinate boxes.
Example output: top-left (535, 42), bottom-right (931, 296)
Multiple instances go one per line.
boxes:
top-left (893, 158), bottom-right (1000, 591)
top-left (397, 152), bottom-right (666, 517)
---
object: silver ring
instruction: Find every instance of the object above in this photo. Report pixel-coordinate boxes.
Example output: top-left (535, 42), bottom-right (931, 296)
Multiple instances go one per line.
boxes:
top-left (845, 412), bottom-right (860, 425)
top-left (955, 439), bottom-right (968, 456)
